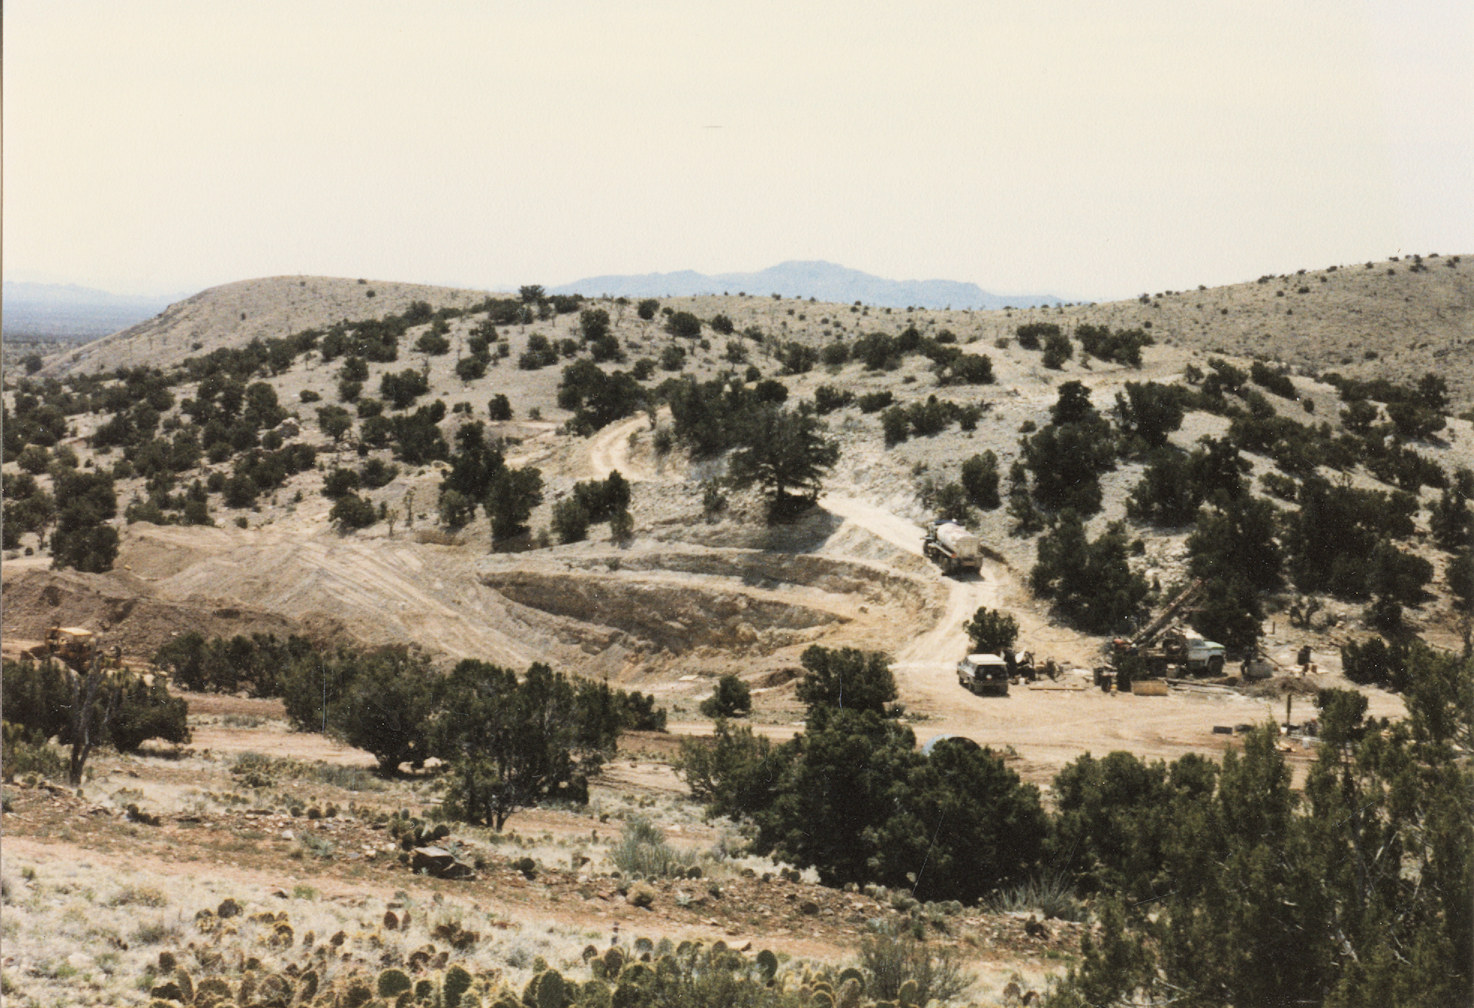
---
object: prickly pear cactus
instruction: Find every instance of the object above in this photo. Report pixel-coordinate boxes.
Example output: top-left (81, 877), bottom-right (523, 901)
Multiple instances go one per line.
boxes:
top-left (580, 978), bottom-right (613, 1008)
top-left (341, 977), bottom-right (375, 1008)
top-left (602, 947), bottom-right (625, 976)
top-left (535, 969), bottom-right (566, 1008)
top-left (194, 976), bottom-right (233, 1007)
top-left (610, 980), bottom-right (643, 1008)
top-left (443, 964), bottom-right (473, 1008)
top-left (297, 969), bottom-right (319, 1001)
top-left (377, 968), bottom-right (412, 998)
top-left (618, 961), bottom-right (653, 986)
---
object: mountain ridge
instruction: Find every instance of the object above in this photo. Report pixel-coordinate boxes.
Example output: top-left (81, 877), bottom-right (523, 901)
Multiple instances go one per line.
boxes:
top-left (551, 259), bottom-right (1062, 310)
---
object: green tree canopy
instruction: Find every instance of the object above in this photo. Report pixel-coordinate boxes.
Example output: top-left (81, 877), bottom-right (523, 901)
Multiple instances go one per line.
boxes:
top-left (431, 660), bottom-right (619, 830)
top-left (726, 405), bottom-right (839, 520)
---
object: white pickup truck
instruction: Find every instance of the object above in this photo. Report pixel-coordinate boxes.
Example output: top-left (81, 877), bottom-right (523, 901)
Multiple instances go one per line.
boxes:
top-left (1172, 633), bottom-right (1227, 675)
top-left (957, 653), bottom-right (1009, 696)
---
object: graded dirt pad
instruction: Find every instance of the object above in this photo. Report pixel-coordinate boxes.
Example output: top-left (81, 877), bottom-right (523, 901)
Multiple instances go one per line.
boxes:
top-left (3, 488), bottom-right (948, 684)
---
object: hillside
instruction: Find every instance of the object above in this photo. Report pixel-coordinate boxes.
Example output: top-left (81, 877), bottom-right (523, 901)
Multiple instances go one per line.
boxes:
top-left (1052, 254), bottom-right (1474, 412)
top-left (5, 255), bottom-right (1472, 1006)
top-left (7, 256), bottom-right (1471, 673)
top-left (39, 275), bottom-right (495, 377)
top-left (6, 252), bottom-right (1468, 705)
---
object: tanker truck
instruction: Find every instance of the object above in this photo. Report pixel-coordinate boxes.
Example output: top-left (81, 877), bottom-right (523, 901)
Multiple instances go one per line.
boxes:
top-left (923, 519), bottom-right (981, 576)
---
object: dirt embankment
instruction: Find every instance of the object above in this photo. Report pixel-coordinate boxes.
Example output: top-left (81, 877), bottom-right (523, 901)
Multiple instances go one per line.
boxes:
top-left (1, 565), bottom-right (338, 662)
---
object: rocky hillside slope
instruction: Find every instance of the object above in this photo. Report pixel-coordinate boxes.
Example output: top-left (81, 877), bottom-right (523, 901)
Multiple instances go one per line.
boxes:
top-left (1050, 254), bottom-right (1474, 412)
top-left (39, 275), bottom-right (494, 377)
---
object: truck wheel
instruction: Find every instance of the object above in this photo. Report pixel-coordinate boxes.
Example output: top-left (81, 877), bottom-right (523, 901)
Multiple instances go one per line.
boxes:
top-left (1207, 655), bottom-right (1225, 676)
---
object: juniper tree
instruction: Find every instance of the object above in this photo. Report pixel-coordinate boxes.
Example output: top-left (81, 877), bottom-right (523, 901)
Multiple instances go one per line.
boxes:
top-left (726, 405), bottom-right (838, 520)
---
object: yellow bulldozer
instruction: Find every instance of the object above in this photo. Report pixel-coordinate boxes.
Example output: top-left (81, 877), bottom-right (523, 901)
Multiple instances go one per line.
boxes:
top-left (25, 626), bottom-right (125, 673)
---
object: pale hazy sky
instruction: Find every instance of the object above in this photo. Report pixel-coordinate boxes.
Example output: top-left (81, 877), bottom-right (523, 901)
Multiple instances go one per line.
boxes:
top-left (4, 1), bottom-right (1471, 301)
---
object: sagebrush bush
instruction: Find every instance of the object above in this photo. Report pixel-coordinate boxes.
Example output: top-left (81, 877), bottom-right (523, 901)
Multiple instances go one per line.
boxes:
top-left (858, 922), bottom-right (974, 1004)
top-left (610, 816), bottom-right (697, 878)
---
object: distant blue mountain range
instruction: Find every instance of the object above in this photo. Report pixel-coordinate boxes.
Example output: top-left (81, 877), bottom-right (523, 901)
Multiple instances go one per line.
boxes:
top-left (551, 260), bottom-right (1061, 310)
top-left (3, 282), bottom-right (176, 340)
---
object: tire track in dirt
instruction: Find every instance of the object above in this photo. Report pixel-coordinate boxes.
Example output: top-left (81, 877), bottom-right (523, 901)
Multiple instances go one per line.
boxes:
top-left (116, 524), bottom-right (540, 667)
top-left (587, 412), bottom-right (654, 482)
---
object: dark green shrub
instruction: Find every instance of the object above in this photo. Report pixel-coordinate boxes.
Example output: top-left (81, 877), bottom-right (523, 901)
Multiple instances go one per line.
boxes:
top-left (1015, 322), bottom-right (1058, 350)
top-left (813, 385), bottom-right (854, 414)
top-left (518, 334), bottom-right (559, 370)
top-left (556, 361), bottom-right (645, 434)
top-left (699, 674), bottom-right (752, 719)
top-left (665, 312), bottom-right (702, 338)
top-left (939, 353), bottom-right (994, 385)
top-left (1115, 381), bottom-right (1186, 451)
top-left (329, 493), bottom-right (377, 529)
top-left (1041, 331), bottom-right (1073, 369)
top-left (454, 355), bottom-right (487, 381)
top-left (551, 497), bottom-right (590, 543)
top-left (795, 646), bottom-right (896, 719)
top-left (675, 718), bottom-right (779, 819)
top-left (414, 332), bottom-right (451, 356)
top-left (964, 607), bottom-right (1018, 654)
top-left (960, 451), bottom-right (1001, 509)
top-left (1250, 361), bottom-right (1297, 399)
top-left (322, 467), bottom-right (362, 499)
top-left (1030, 512), bottom-right (1148, 633)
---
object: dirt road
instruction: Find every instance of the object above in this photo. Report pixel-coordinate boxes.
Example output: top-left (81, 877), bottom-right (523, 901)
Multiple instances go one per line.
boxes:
top-left (586, 412), bottom-right (652, 482)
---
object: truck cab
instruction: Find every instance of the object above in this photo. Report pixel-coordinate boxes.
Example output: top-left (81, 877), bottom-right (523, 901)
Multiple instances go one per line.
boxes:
top-left (957, 653), bottom-right (1009, 696)
top-left (1161, 631), bottom-right (1227, 675)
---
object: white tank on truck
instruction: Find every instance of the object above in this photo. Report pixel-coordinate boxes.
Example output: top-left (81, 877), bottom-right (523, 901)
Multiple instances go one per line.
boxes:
top-left (923, 519), bottom-right (981, 575)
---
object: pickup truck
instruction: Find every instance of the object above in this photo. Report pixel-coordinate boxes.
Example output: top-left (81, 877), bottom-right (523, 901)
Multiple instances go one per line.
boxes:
top-left (957, 653), bottom-right (1009, 696)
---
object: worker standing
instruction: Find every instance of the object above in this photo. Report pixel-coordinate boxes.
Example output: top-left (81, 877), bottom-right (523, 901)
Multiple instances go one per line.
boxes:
top-left (1297, 644), bottom-right (1312, 676)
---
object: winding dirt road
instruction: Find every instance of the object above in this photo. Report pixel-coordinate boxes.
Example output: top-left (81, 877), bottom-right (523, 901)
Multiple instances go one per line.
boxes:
top-left (582, 421), bottom-right (1304, 780)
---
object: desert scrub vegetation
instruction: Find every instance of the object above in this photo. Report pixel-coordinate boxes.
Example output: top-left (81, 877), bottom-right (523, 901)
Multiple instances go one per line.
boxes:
top-left (608, 816), bottom-right (701, 879)
top-left (668, 644), bottom-right (1472, 1006)
top-left (1039, 657), bottom-right (1473, 1006)
top-left (698, 673), bottom-right (752, 719)
top-left (677, 646), bottom-right (1045, 902)
top-left (1, 656), bottom-right (190, 784)
top-left (19, 886), bottom-right (982, 1008)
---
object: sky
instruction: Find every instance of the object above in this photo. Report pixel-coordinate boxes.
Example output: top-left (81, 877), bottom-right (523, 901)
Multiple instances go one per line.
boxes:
top-left (4, 1), bottom-right (1471, 302)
